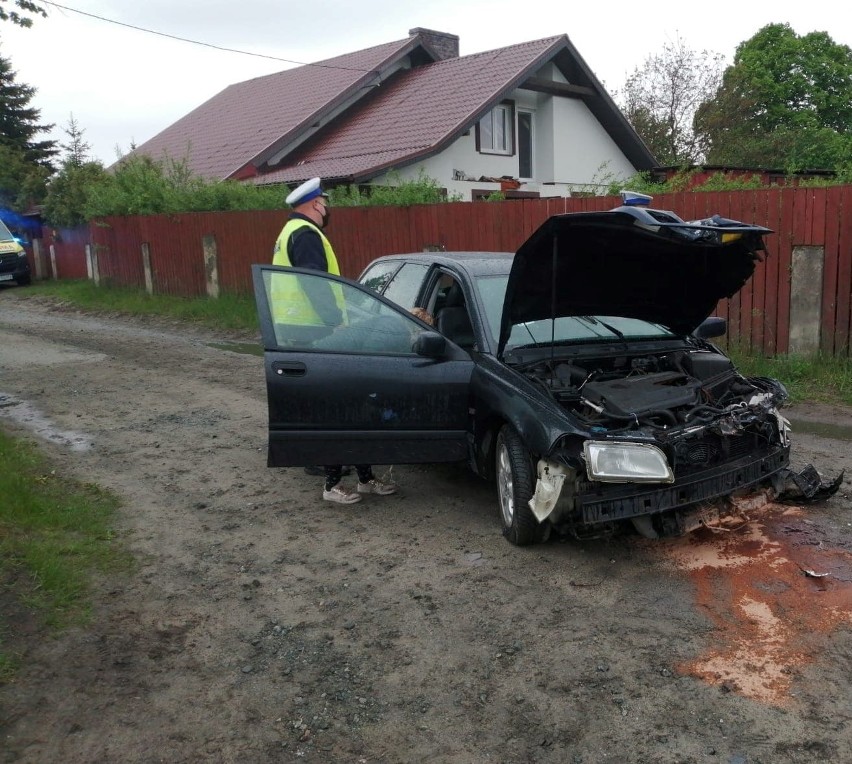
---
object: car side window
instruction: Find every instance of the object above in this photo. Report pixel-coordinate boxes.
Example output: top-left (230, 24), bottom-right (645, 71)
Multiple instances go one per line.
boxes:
top-left (427, 273), bottom-right (476, 351)
top-left (381, 263), bottom-right (430, 310)
top-left (359, 261), bottom-right (399, 294)
top-left (428, 272), bottom-right (459, 315)
top-left (262, 270), bottom-right (424, 355)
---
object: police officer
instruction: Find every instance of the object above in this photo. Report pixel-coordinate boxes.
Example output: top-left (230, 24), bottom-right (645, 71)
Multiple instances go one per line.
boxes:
top-left (272, 177), bottom-right (342, 333)
top-left (273, 178), bottom-right (397, 504)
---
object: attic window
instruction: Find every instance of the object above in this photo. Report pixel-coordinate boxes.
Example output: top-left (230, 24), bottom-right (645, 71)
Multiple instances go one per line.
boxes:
top-left (476, 101), bottom-right (515, 156)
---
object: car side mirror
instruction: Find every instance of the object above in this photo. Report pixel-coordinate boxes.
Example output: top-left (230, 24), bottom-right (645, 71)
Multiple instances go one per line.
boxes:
top-left (694, 316), bottom-right (727, 339)
top-left (412, 331), bottom-right (446, 358)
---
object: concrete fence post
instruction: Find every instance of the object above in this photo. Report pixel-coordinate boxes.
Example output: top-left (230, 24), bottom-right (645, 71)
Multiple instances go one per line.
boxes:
top-left (91, 248), bottom-right (100, 286)
top-left (202, 234), bottom-right (220, 298)
top-left (32, 238), bottom-right (44, 280)
top-left (48, 244), bottom-right (58, 279)
top-left (85, 244), bottom-right (94, 280)
top-left (141, 243), bottom-right (154, 295)
top-left (788, 245), bottom-right (824, 355)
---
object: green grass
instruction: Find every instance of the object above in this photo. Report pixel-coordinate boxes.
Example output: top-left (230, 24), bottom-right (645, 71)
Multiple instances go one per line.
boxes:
top-left (22, 280), bottom-right (259, 334)
top-left (0, 428), bottom-right (132, 681)
top-left (726, 347), bottom-right (852, 406)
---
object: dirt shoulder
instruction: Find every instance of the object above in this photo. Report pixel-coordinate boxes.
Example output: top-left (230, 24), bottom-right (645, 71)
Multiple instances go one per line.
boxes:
top-left (1, 291), bottom-right (851, 764)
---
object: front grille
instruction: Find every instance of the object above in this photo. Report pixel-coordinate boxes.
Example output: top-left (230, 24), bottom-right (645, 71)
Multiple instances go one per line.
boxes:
top-left (670, 422), bottom-right (777, 475)
top-left (684, 441), bottom-right (719, 464)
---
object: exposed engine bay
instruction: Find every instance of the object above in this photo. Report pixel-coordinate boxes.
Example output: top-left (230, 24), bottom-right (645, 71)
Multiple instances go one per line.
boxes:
top-left (522, 341), bottom-right (786, 434)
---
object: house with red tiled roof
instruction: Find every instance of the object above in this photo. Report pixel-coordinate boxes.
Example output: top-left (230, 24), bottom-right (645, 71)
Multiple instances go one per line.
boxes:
top-left (133, 28), bottom-right (657, 201)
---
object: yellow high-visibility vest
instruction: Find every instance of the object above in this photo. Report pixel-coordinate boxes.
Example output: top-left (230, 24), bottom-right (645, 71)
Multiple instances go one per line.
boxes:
top-left (271, 218), bottom-right (345, 326)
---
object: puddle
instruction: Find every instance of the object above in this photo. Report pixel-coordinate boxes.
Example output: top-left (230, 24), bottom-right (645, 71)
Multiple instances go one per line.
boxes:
top-left (0, 393), bottom-right (92, 452)
top-left (657, 504), bottom-right (852, 705)
top-left (787, 418), bottom-right (852, 442)
top-left (206, 341), bottom-right (263, 357)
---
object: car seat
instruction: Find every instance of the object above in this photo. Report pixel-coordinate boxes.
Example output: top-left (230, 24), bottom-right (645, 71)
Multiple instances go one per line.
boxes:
top-left (436, 284), bottom-right (475, 349)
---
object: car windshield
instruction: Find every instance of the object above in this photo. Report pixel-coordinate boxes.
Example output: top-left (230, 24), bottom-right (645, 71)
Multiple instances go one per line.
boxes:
top-left (0, 219), bottom-right (15, 242)
top-left (475, 274), bottom-right (676, 350)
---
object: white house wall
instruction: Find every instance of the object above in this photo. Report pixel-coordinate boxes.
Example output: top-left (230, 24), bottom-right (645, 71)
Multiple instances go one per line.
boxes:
top-left (551, 98), bottom-right (637, 188)
top-left (371, 86), bottom-right (639, 200)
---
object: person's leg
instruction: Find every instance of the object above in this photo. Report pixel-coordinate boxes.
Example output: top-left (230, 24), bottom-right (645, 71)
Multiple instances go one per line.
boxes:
top-left (325, 465), bottom-right (344, 491)
top-left (306, 464), bottom-right (350, 476)
top-left (354, 465), bottom-right (373, 483)
top-left (323, 466), bottom-right (361, 504)
top-left (356, 465), bottom-right (398, 496)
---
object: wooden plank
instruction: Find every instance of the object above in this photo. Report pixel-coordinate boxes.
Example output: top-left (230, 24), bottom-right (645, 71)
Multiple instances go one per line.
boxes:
top-left (811, 187), bottom-right (826, 246)
top-left (762, 188), bottom-right (783, 355)
top-left (835, 187), bottom-right (852, 357)
top-left (729, 191), bottom-right (751, 350)
top-left (819, 186), bottom-right (841, 354)
top-left (776, 189), bottom-right (796, 354)
top-left (751, 189), bottom-right (769, 354)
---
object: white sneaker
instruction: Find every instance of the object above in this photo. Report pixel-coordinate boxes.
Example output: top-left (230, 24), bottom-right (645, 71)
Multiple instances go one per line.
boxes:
top-left (356, 478), bottom-right (397, 496)
top-left (323, 485), bottom-right (362, 504)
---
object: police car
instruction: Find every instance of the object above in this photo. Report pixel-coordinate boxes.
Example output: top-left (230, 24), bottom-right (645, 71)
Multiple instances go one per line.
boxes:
top-left (0, 219), bottom-right (31, 286)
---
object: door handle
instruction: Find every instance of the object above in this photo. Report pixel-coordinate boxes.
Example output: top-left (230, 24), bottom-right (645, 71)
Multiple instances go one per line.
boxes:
top-left (272, 361), bottom-right (307, 377)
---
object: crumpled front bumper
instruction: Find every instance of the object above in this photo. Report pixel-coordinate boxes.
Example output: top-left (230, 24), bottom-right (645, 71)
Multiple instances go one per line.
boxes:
top-left (776, 464), bottom-right (845, 504)
top-left (576, 446), bottom-right (790, 526)
top-left (531, 445), bottom-right (843, 537)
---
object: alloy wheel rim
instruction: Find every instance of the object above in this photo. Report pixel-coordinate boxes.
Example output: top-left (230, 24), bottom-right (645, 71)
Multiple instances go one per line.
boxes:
top-left (497, 441), bottom-right (514, 526)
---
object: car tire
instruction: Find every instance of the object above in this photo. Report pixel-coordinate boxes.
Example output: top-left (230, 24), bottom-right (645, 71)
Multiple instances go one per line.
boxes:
top-left (17, 275), bottom-right (31, 286)
top-left (496, 425), bottom-right (545, 546)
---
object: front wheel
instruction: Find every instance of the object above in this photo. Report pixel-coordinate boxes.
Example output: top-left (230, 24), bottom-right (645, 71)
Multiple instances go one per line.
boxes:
top-left (495, 425), bottom-right (546, 546)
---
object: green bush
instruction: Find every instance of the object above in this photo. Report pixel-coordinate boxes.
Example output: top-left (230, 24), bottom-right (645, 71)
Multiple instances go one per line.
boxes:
top-left (82, 154), bottom-right (285, 218)
top-left (328, 170), bottom-right (461, 207)
top-left (43, 160), bottom-right (109, 227)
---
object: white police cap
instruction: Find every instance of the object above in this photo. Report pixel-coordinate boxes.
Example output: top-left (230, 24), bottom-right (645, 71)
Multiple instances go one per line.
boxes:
top-left (285, 177), bottom-right (328, 206)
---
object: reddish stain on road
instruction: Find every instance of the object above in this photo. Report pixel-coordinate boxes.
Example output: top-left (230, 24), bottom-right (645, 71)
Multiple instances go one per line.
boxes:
top-left (658, 504), bottom-right (852, 705)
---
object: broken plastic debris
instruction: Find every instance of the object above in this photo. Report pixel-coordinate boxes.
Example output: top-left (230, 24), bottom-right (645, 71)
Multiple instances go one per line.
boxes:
top-left (799, 566), bottom-right (830, 579)
top-left (777, 465), bottom-right (844, 504)
top-left (528, 460), bottom-right (570, 522)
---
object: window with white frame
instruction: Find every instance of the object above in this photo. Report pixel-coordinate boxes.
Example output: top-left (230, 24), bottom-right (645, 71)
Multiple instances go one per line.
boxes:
top-left (476, 101), bottom-right (514, 155)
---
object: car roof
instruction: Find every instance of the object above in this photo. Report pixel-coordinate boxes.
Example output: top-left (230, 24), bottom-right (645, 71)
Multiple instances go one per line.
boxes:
top-left (369, 251), bottom-right (514, 277)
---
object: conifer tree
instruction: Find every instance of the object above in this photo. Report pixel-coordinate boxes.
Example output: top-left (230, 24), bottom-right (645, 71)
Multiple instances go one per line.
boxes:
top-left (0, 49), bottom-right (57, 168)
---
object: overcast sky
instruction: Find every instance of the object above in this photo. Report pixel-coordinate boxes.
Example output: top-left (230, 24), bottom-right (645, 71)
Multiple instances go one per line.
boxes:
top-left (0, 0), bottom-right (846, 166)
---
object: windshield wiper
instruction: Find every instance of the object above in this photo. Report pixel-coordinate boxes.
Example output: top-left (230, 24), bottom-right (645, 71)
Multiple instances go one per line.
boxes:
top-left (579, 315), bottom-right (626, 340)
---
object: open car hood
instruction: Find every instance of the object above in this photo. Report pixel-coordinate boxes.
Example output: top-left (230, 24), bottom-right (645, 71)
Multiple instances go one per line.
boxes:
top-left (498, 206), bottom-right (772, 355)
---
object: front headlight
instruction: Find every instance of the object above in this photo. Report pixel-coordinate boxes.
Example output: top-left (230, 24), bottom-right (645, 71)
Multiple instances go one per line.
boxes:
top-left (583, 441), bottom-right (674, 483)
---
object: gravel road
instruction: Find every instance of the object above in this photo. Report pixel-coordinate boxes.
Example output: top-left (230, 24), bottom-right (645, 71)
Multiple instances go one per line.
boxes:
top-left (1, 290), bottom-right (851, 764)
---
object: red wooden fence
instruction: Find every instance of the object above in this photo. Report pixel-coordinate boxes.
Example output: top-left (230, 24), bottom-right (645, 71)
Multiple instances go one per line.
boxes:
top-left (43, 186), bottom-right (852, 357)
top-left (40, 227), bottom-right (90, 280)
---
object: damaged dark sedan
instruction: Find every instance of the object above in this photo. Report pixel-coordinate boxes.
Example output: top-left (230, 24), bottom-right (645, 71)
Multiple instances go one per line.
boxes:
top-left (252, 196), bottom-right (839, 545)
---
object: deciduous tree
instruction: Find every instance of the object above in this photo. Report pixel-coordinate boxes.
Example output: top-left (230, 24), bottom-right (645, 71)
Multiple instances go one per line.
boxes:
top-left (694, 24), bottom-right (852, 171)
top-left (618, 37), bottom-right (723, 165)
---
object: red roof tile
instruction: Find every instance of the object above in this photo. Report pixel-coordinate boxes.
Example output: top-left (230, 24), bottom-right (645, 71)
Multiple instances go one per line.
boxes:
top-left (257, 36), bottom-right (565, 184)
top-left (131, 38), bottom-right (420, 180)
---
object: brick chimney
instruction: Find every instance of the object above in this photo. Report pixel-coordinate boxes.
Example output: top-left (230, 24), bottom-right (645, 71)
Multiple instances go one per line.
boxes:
top-left (409, 28), bottom-right (459, 60)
